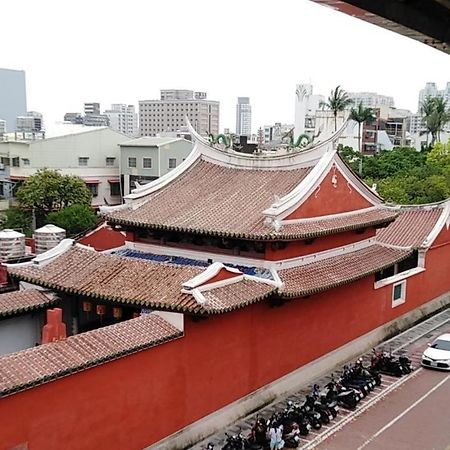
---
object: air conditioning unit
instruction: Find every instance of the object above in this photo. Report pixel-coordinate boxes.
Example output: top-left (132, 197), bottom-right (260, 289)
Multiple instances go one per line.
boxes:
top-left (0, 164), bottom-right (5, 170)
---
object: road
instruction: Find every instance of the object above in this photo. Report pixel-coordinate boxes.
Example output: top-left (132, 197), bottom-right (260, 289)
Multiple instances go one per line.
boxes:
top-left (315, 341), bottom-right (450, 450)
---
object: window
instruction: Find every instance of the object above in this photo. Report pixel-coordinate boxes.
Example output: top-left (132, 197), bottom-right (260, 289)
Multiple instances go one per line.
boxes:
top-left (12, 157), bottom-right (20, 167)
top-left (86, 183), bottom-right (98, 197)
top-left (106, 157), bottom-right (116, 167)
top-left (143, 157), bottom-right (152, 168)
top-left (128, 157), bottom-right (137, 168)
top-left (110, 182), bottom-right (121, 196)
top-left (78, 157), bottom-right (89, 166)
top-left (392, 280), bottom-right (406, 307)
top-left (22, 158), bottom-right (30, 166)
top-left (169, 158), bottom-right (176, 169)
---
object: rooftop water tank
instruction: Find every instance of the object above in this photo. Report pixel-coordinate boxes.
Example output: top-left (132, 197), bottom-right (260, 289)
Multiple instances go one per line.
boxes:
top-left (34, 224), bottom-right (66, 255)
top-left (0, 229), bottom-right (26, 261)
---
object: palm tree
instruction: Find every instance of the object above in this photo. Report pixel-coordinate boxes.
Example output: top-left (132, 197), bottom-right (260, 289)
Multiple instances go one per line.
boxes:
top-left (350, 102), bottom-right (376, 152)
top-left (421, 96), bottom-right (450, 147)
top-left (323, 85), bottom-right (353, 131)
top-left (350, 102), bottom-right (376, 176)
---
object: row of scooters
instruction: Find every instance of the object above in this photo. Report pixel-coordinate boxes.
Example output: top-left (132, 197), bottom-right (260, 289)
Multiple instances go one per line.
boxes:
top-left (207, 349), bottom-right (413, 450)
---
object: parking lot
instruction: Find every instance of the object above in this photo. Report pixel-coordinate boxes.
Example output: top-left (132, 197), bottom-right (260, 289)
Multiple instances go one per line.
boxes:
top-left (193, 307), bottom-right (450, 450)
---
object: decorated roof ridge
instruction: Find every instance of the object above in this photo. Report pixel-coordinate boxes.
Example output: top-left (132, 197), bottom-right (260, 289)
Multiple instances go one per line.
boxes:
top-left (181, 262), bottom-right (281, 310)
top-left (0, 289), bottom-right (58, 318)
top-left (0, 313), bottom-right (182, 398)
top-left (99, 118), bottom-right (349, 215)
top-left (377, 200), bottom-right (450, 249)
top-left (278, 243), bottom-right (413, 298)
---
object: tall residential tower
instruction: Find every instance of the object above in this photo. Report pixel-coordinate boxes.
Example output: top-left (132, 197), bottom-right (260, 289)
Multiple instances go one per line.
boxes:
top-left (0, 68), bottom-right (27, 132)
top-left (139, 90), bottom-right (219, 137)
top-left (235, 97), bottom-right (252, 137)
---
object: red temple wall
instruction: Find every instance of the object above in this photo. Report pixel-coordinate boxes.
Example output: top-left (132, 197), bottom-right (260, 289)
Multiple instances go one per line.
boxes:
top-left (265, 228), bottom-right (375, 260)
top-left (286, 168), bottom-right (373, 220)
top-left (1, 244), bottom-right (450, 450)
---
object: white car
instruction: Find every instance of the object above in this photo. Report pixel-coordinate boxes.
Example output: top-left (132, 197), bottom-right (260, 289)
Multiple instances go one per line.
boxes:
top-left (422, 333), bottom-right (450, 370)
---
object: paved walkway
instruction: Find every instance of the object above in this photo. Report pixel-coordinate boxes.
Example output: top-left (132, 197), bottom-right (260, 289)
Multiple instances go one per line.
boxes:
top-left (192, 307), bottom-right (450, 450)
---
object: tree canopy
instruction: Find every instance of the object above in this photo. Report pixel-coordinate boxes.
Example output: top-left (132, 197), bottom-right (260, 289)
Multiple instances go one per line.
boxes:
top-left (46, 204), bottom-right (98, 237)
top-left (16, 169), bottom-right (92, 216)
top-left (339, 140), bottom-right (450, 205)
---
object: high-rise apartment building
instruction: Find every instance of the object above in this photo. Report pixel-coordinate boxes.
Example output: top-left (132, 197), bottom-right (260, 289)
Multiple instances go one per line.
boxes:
top-left (83, 102), bottom-right (109, 127)
top-left (16, 112), bottom-right (43, 132)
top-left (235, 97), bottom-right (252, 137)
top-left (417, 82), bottom-right (450, 112)
top-left (348, 92), bottom-right (394, 108)
top-left (84, 103), bottom-right (101, 116)
top-left (139, 90), bottom-right (219, 137)
top-left (0, 120), bottom-right (6, 135)
top-left (104, 104), bottom-right (138, 137)
top-left (0, 68), bottom-right (27, 132)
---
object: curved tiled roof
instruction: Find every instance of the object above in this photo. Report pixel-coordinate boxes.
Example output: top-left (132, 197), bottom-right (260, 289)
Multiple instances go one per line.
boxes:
top-left (201, 279), bottom-right (276, 313)
top-left (280, 208), bottom-right (398, 239)
top-left (7, 246), bottom-right (277, 315)
top-left (278, 244), bottom-right (412, 297)
top-left (107, 158), bottom-right (313, 239)
top-left (8, 247), bottom-right (204, 314)
top-left (0, 289), bottom-right (57, 318)
top-left (376, 208), bottom-right (443, 248)
top-left (0, 314), bottom-right (181, 398)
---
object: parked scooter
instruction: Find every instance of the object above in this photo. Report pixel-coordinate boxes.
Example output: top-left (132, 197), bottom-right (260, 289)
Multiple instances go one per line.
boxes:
top-left (303, 394), bottom-right (333, 424)
top-left (371, 349), bottom-right (403, 377)
top-left (352, 358), bottom-right (382, 387)
top-left (312, 384), bottom-right (339, 419)
top-left (398, 354), bottom-right (413, 374)
top-left (222, 431), bottom-right (262, 450)
top-left (324, 377), bottom-right (358, 410)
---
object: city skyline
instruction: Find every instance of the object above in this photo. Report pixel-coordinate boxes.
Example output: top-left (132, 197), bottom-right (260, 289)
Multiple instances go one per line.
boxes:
top-left (2, 0), bottom-right (450, 132)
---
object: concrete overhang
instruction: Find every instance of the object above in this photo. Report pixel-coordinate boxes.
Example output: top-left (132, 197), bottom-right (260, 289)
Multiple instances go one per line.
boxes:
top-left (310, 0), bottom-right (450, 54)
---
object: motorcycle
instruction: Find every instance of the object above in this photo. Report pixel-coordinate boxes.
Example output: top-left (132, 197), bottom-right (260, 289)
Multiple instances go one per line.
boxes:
top-left (324, 377), bottom-right (358, 410)
top-left (303, 394), bottom-right (333, 425)
top-left (371, 349), bottom-right (403, 377)
top-left (222, 431), bottom-right (262, 450)
top-left (398, 354), bottom-right (413, 374)
top-left (312, 384), bottom-right (339, 419)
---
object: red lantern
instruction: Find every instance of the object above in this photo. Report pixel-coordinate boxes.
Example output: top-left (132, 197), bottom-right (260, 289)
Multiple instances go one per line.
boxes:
top-left (113, 307), bottom-right (123, 319)
top-left (96, 305), bottom-right (106, 316)
top-left (82, 301), bottom-right (92, 312)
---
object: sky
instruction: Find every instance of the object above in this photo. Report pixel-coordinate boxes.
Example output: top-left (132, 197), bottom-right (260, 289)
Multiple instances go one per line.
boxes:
top-left (2, 0), bottom-right (450, 134)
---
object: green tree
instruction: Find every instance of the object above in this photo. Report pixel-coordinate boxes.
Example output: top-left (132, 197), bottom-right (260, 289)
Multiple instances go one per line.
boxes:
top-left (350, 102), bottom-right (376, 152)
top-left (0, 208), bottom-right (32, 236)
top-left (426, 139), bottom-right (450, 170)
top-left (421, 97), bottom-right (450, 147)
top-left (16, 169), bottom-right (92, 223)
top-left (46, 204), bottom-right (98, 237)
top-left (323, 86), bottom-right (353, 131)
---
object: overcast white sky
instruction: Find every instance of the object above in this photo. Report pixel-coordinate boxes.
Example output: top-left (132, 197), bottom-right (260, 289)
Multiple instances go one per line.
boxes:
top-left (2, 0), bottom-right (450, 133)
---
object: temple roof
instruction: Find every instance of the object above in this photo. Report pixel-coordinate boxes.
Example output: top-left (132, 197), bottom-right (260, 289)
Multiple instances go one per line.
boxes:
top-left (103, 121), bottom-right (394, 240)
top-left (377, 205), bottom-right (447, 248)
top-left (0, 314), bottom-right (181, 398)
top-left (7, 245), bottom-right (278, 315)
top-left (278, 244), bottom-right (412, 297)
top-left (279, 207), bottom-right (398, 239)
top-left (0, 289), bottom-right (57, 318)
top-left (107, 159), bottom-right (313, 239)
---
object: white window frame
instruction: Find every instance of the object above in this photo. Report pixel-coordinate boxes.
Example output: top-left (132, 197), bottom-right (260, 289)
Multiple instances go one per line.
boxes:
top-left (143, 157), bottom-right (152, 169)
top-left (392, 280), bottom-right (406, 308)
top-left (128, 157), bottom-right (137, 168)
top-left (106, 157), bottom-right (116, 167)
top-left (78, 157), bottom-right (89, 167)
